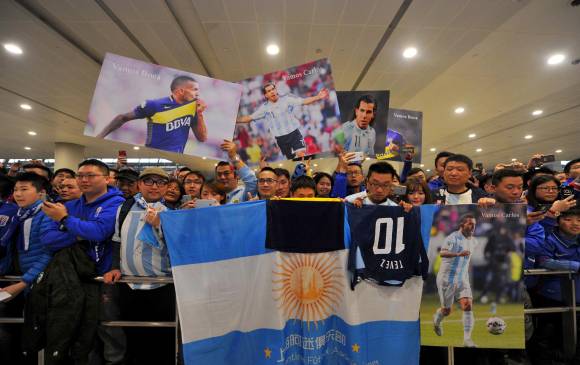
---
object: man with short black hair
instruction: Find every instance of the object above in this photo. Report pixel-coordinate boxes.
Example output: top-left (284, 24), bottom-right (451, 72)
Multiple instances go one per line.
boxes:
top-left (345, 162), bottom-right (398, 206)
top-left (215, 140), bottom-right (257, 203)
top-left (435, 154), bottom-right (487, 204)
top-left (429, 151), bottom-right (454, 190)
top-left (253, 167), bottom-right (278, 200)
top-left (290, 176), bottom-right (316, 198)
top-left (23, 163), bottom-right (53, 181)
top-left (275, 168), bottom-right (291, 198)
top-left (59, 177), bottom-right (82, 202)
top-left (52, 168), bottom-right (75, 194)
top-left (342, 94), bottom-right (377, 155)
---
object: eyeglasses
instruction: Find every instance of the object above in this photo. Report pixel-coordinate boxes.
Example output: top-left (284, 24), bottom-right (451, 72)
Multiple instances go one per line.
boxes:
top-left (141, 178), bottom-right (169, 187)
top-left (258, 178), bottom-right (278, 185)
top-left (347, 172), bottom-right (362, 176)
top-left (184, 179), bottom-right (203, 185)
top-left (367, 181), bottom-right (393, 190)
top-left (77, 174), bottom-right (105, 180)
top-left (537, 186), bottom-right (559, 192)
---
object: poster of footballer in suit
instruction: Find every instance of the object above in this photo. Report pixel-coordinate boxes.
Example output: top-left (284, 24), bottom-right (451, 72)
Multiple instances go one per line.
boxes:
top-left (335, 90), bottom-right (389, 158)
top-left (376, 108), bottom-right (422, 162)
top-left (234, 59), bottom-right (340, 164)
top-left (420, 204), bottom-right (526, 349)
top-left (85, 53), bottom-right (242, 159)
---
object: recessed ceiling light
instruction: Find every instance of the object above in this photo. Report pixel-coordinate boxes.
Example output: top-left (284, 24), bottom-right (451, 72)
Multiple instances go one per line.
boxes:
top-left (402, 47), bottom-right (417, 59)
top-left (429, 147), bottom-right (436, 152)
top-left (133, 146), bottom-right (140, 150)
top-left (426, 169), bottom-right (431, 172)
top-left (3, 43), bottom-right (23, 55)
top-left (547, 54), bottom-right (565, 65)
top-left (555, 149), bottom-right (562, 153)
top-left (468, 133), bottom-right (476, 138)
top-left (476, 148), bottom-right (482, 152)
top-left (420, 164), bottom-right (425, 167)
top-left (365, 157), bottom-right (371, 160)
top-left (278, 163), bottom-right (283, 167)
top-left (214, 163), bottom-right (218, 167)
top-left (524, 135), bottom-right (533, 139)
top-left (511, 158), bottom-right (517, 162)
top-left (202, 156), bottom-right (207, 160)
top-left (266, 44), bottom-right (280, 55)
top-left (20, 103), bottom-right (32, 110)
top-left (24, 146), bottom-right (31, 150)
top-left (454, 107), bottom-right (465, 114)
top-left (313, 163), bottom-right (318, 167)
top-left (27, 131), bottom-right (37, 136)
top-left (532, 109), bottom-right (543, 116)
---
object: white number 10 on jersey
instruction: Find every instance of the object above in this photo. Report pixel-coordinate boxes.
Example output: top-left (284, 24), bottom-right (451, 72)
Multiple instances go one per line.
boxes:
top-left (373, 217), bottom-right (405, 255)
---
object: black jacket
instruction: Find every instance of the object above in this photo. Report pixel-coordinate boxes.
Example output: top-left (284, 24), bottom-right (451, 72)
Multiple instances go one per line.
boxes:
top-left (23, 243), bottom-right (99, 364)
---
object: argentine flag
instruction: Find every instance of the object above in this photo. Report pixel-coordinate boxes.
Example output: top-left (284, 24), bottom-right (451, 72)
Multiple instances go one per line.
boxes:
top-left (161, 201), bottom-right (432, 365)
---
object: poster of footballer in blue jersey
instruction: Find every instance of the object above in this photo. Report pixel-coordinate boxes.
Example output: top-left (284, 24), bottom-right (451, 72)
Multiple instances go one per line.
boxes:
top-left (335, 91), bottom-right (390, 158)
top-left (234, 59), bottom-right (340, 164)
top-left (376, 108), bottom-right (423, 162)
top-left (420, 204), bottom-right (526, 349)
top-left (85, 53), bottom-right (242, 159)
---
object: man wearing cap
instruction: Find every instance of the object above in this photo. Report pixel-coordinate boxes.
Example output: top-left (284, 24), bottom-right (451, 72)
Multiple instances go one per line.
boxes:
top-left (103, 167), bottom-right (174, 364)
top-left (116, 169), bottom-right (139, 199)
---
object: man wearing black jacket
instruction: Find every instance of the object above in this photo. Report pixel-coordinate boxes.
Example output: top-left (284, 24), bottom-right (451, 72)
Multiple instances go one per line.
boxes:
top-left (432, 154), bottom-right (487, 205)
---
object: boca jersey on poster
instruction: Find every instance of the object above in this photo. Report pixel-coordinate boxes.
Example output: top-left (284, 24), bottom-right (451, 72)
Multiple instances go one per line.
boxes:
top-left (160, 200), bottom-right (433, 365)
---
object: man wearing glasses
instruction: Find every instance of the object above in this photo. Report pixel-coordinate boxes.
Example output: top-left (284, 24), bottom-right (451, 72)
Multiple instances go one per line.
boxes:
top-left (251, 167), bottom-right (279, 200)
top-left (345, 162), bottom-right (399, 206)
top-left (215, 140), bottom-right (258, 204)
top-left (103, 167), bottom-right (174, 365)
top-left (42, 159), bottom-right (125, 365)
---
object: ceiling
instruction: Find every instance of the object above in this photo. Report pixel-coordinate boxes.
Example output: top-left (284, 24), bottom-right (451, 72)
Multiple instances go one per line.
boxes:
top-left (0, 0), bottom-right (579, 176)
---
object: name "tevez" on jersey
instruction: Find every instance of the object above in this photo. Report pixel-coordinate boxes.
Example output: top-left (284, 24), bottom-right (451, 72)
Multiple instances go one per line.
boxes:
top-left (165, 116), bottom-right (192, 132)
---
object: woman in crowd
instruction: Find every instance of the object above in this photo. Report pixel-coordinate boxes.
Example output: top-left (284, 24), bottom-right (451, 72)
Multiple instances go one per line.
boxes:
top-left (163, 178), bottom-right (184, 210)
top-left (274, 168), bottom-right (291, 198)
top-left (181, 171), bottom-right (205, 209)
top-left (313, 172), bottom-right (333, 198)
top-left (403, 178), bottom-right (432, 207)
top-left (406, 167), bottom-right (426, 183)
top-left (526, 174), bottom-right (576, 235)
top-left (200, 180), bottom-right (226, 206)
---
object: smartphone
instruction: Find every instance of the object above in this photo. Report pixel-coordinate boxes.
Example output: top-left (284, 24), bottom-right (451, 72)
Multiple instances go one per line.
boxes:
top-left (180, 195), bottom-right (192, 205)
top-left (534, 204), bottom-right (552, 213)
top-left (390, 185), bottom-right (407, 203)
top-left (351, 152), bottom-right (365, 162)
top-left (195, 199), bottom-right (218, 208)
top-left (118, 150), bottom-right (127, 166)
top-left (541, 155), bottom-right (555, 163)
top-left (559, 186), bottom-right (575, 200)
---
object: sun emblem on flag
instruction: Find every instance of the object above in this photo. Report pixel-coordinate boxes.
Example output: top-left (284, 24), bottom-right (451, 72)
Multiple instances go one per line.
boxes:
top-left (272, 252), bottom-right (343, 328)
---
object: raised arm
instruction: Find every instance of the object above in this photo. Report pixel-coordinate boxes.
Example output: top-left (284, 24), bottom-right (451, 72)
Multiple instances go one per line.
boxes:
top-left (96, 111), bottom-right (137, 138)
top-left (302, 88), bottom-right (329, 106)
top-left (236, 115), bottom-right (253, 124)
top-left (192, 100), bottom-right (207, 142)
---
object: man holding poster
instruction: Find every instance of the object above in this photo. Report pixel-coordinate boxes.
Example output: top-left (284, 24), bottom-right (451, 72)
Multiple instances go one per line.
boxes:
top-left (236, 82), bottom-right (329, 159)
top-left (96, 75), bottom-right (207, 154)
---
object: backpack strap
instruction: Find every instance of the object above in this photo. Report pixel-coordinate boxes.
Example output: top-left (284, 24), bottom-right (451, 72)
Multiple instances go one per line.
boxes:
top-left (117, 197), bottom-right (135, 234)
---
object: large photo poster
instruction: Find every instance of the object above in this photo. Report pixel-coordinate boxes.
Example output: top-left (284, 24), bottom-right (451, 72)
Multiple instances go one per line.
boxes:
top-left (335, 91), bottom-right (390, 158)
top-left (420, 204), bottom-right (526, 349)
top-left (85, 53), bottom-right (242, 159)
top-left (376, 108), bottom-right (422, 162)
top-left (234, 59), bottom-right (340, 164)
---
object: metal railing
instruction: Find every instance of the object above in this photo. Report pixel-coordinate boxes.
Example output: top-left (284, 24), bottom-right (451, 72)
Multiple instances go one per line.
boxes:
top-left (0, 275), bottom-right (179, 365)
top-left (3, 270), bottom-right (579, 365)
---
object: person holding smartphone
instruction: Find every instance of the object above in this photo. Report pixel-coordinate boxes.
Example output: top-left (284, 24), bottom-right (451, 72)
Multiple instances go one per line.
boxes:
top-left (526, 175), bottom-right (577, 235)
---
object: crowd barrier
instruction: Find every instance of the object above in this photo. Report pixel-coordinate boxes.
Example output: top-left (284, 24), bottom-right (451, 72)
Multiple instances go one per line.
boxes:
top-left (1, 270), bottom-right (578, 365)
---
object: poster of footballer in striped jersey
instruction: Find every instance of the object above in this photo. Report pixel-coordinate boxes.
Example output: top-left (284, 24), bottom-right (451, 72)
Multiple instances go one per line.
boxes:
top-left (335, 90), bottom-right (390, 158)
top-left (420, 204), bottom-right (526, 349)
top-left (85, 53), bottom-right (242, 159)
top-left (234, 59), bottom-right (340, 164)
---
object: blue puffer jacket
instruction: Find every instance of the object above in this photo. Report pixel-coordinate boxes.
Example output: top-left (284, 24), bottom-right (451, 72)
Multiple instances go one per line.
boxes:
top-left (523, 206), bottom-right (546, 289)
top-left (43, 187), bottom-right (124, 274)
top-left (0, 200), bottom-right (53, 285)
top-left (535, 229), bottom-right (580, 303)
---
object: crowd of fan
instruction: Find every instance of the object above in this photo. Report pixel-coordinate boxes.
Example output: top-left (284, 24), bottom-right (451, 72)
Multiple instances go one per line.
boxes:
top-left (0, 140), bottom-right (578, 365)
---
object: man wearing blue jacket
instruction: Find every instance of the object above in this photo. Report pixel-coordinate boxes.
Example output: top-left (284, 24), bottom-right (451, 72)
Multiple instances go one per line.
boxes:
top-left (42, 159), bottom-right (125, 275)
